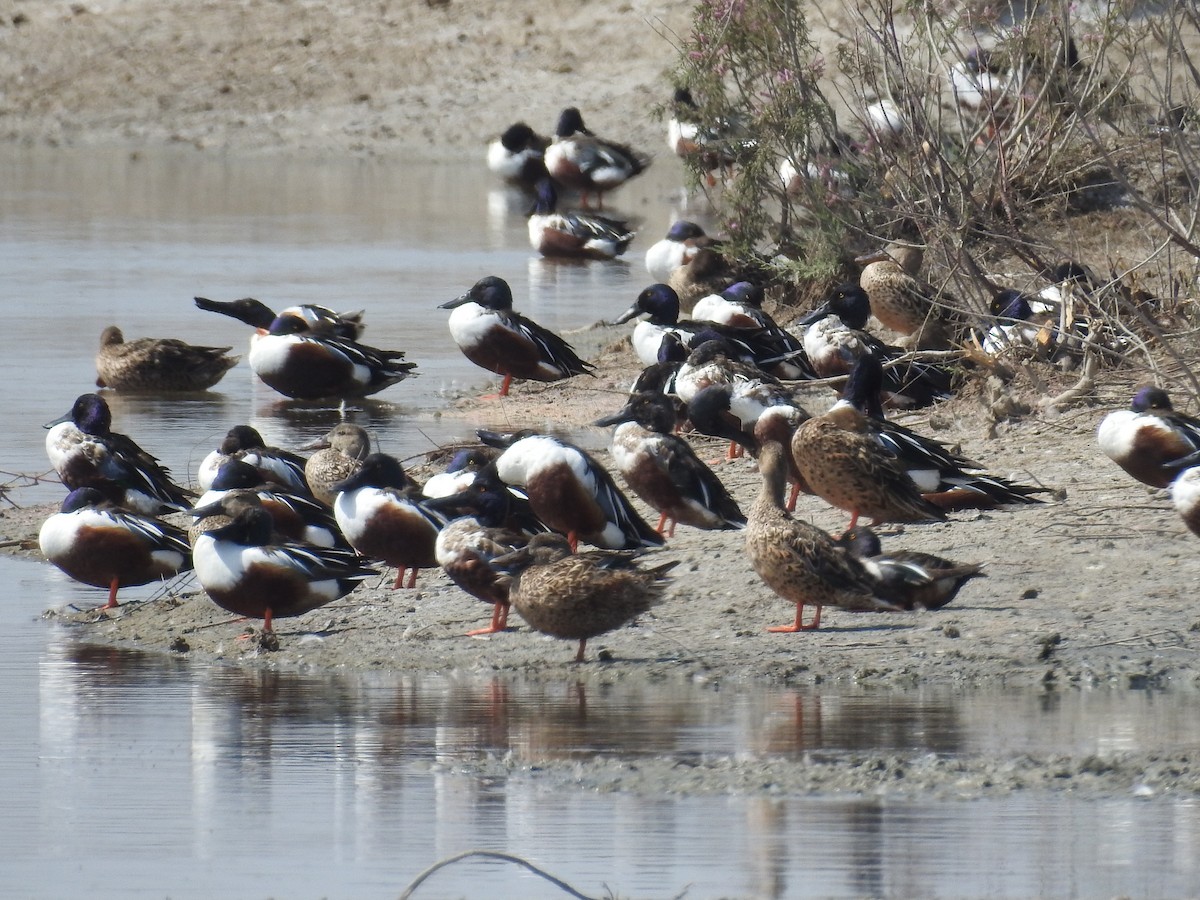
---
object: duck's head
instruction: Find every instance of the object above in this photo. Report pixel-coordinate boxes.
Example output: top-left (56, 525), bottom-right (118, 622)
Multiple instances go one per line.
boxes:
top-left (720, 281), bottom-right (764, 308)
top-left (800, 283), bottom-right (871, 329)
top-left (843, 354), bottom-right (886, 418)
top-left (220, 425), bottom-right (268, 454)
top-left (614, 283), bottom-right (681, 325)
top-left (423, 468), bottom-right (514, 527)
top-left (672, 86), bottom-right (699, 110)
top-left (489, 532), bottom-right (573, 575)
top-left (594, 391), bottom-right (677, 434)
top-left (1131, 386), bottom-right (1173, 414)
top-left (990, 289), bottom-right (1034, 321)
top-left (554, 106), bottom-right (589, 139)
top-left (210, 459), bottom-right (268, 491)
top-left (499, 122), bottom-right (543, 153)
top-left (665, 220), bottom-right (706, 243)
top-left (99, 326), bottom-right (125, 348)
top-left (189, 488), bottom-right (263, 520)
top-left (834, 525), bottom-right (883, 557)
top-left (194, 296), bottom-right (276, 330)
top-left (61, 486), bottom-right (111, 513)
top-left (530, 177), bottom-right (559, 216)
top-left (300, 423), bottom-right (372, 460)
top-left (206, 506), bottom-right (274, 547)
top-left (441, 275), bottom-right (514, 312)
top-left (332, 452), bottom-right (415, 493)
top-left (63, 393), bottom-right (113, 436)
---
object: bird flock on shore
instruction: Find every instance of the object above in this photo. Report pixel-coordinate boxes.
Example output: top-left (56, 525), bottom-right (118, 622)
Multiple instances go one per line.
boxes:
top-left (34, 91), bottom-right (1196, 662)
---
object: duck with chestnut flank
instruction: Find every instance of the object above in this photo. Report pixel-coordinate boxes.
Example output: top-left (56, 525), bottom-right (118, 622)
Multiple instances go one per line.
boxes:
top-left (645, 220), bottom-right (722, 284)
top-left (544, 106), bottom-right (650, 209)
top-left (527, 178), bottom-right (635, 260)
top-left (1098, 387), bottom-right (1200, 489)
top-left (194, 296), bottom-right (366, 340)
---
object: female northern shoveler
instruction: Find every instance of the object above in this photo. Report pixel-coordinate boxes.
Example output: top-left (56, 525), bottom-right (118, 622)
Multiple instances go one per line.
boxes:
top-left (299, 423), bottom-right (372, 507)
top-left (481, 429), bottom-right (664, 552)
top-left (490, 532), bottom-right (675, 662)
top-left (487, 122), bottom-right (550, 189)
top-left (1098, 387), bottom-right (1200, 488)
top-left (190, 461), bottom-right (344, 549)
top-left (645, 220), bottom-right (720, 284)
top-left (44, 392), bottom-right (194, 515)
top-left (427, 473), bottom-right (534, 635)
top-left (96, 325), bottom-right (239, 392)
top-left (1170, 467), bottom-right (1200, 538)
top-left (192, 505), bottom-right (376, 635)
top-left (440, 275), bottom-right (595, 398)
top-left (527, 177), bottom-right (635, 259)
top-left (39, 487), bottom-right (193, 609)
top-left (544, 107), bottom-right (650, 209)
top-left (197, 424), bottom-right (310, 494)
top-left (687, 382), bottom-right (811, 508)
top-left (594, 391), bottom-right (745, 537)
top-left (855, 240), bottom-right (964, 349)
top-left (332, 453), bottom-right (447, 589)
top-left (797, 283), bottom-right (954, 407)
top-left (615, 283), bottom-right (790, 369)
top-left (835, 526), bottom-right (985, 611)
top-left (194, 296), bottom-right (366, 340)
top-left (195, 296), bottom-right (411, 400)
top-left (746, 442), bottom-right (896, 631)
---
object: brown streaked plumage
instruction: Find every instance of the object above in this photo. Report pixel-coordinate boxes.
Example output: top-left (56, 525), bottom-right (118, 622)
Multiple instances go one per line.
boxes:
top-left (791, 401), bottom-right (947, 530)
top-left (300, 423), bottom-right (372, 506)
top-left (96, 325), bottom-right (239, 392)
top-left (855, 243), bottom-right (963, 349)
top-left (491, 533), bottom-right (675, 662)
top-left (746, 442), bottom-right (895, 632)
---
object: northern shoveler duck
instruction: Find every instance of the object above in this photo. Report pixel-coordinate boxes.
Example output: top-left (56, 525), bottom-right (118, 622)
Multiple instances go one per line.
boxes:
top-left (332, 452), bottom-right (447, 589)
top-left (544, 106), bottom-right (650, 209)
top-left (489, 532), bottom-right (675, 662)
top-left (194, 296), bottom-right (366, 340)
top-left (645, 220), bottom-right (720, 284)
top-left (594, 391), bottom-right (745, 537)
top-left (486, 122), bottom-right (550, 189)
top-left (1097, 387), bottom-right (1200, 489)
top-left (190, 461), bottom-right (344, 549)
top-left (481, 429), bottom-right (664, 551)
top-left (948, 47), bottom-right (1018, 139)
top-left (44, 392), bottom-right (194, 515)
top-left (192, 505), bottom-right (377, 635)
top-left (856, 240), bottom-right (964, 349)
top-left (422, 447), bottom-right (501, 499)
top-left (427, 472), bottom-right (535, 635)
top-left (797, 283), bottom-right (954, 407)
top-left (673, 339), bottom-right (781, 406)
top-left (1170, 467), bottom-right (1200, 538)
top-left (615, 283), bottom-right (790, 369)
top-left (746, 441), bottom-right (897, 631)
top-left (861, 98), bottom-right (907, 145)
top-left (96, 326), bottom-right (239, 392)
top-left (39, 487), bottom-right (193, 609)
top-left (693, 282), bottom-right (815, 380)
top-left (299, 423), bottom-right (372, 506)
top-left (197, 424), bottom-right (310, 495)
top-left (440, 275), bottom-right (595, 398)
top-left (668, 247), bottom-right (745, 312)
top-left (835, 526), bottom-right (985, 610)
top-left (687, 381), bottom-right (811, 508)
top-left (806, 355), bottom-right (1044, 513)
top-left (666, 87), bottom-right (748, 184)
top-left (527, 177), bottom-right (635, 260)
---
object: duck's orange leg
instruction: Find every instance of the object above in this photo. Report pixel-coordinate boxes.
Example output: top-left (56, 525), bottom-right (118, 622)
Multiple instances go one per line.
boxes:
top-left (392, 567), bottom-right (408, 589)
top-left (104, 576), bottom-right (120, 609)
top-left (768, 603), bottom-right (822, 632)
top-left (574, 638), bottom-right (588, 662)
top-left (655, 513), bottom-right (676, 538)
top-left (405, 567), bottom-right (419, 589)
top-left (263, 608), bottom-right (275, 634)
top-left (567, 532), bottom-right (579, 554)
top-left (786, 481), bottom-right (801, 513)
top-left (480, 374), bottom-right (514, 401)
top-left (467, 601), bottom-right (510, 636)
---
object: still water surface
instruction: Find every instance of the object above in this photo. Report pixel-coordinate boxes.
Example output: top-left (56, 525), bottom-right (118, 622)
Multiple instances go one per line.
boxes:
top-left (2, 149), bottom-right (1199, 898)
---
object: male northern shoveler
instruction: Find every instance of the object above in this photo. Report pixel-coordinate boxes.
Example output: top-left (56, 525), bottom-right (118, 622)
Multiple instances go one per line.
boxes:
top-left (594, 391), bottom-right (745, 537)
top-left (39, 487), bottom-right (193, 609)
top-left (835, 526), bottom-right (985, 611)
top-left (194, 296), bottom-right (366, 340)
top-left (190, 461), bottom-right (344, 549)
top-left (192, 505), bottom-right (376, 635)
top-left (481, 429), bottom-right (664, 552)
top-left (797, 283), bottom-right (954, 407)
top-left (855, 240), bottom-right (964, 349)
top-left (693, 282), bottom-right (815, 380)
top-left (527, 177), bottom-right (635, 260)
top-left (490, 532), bottom-right (675, 662)
top-left (544, 107), bottom-right (650, 209)
top-left (1170, 467), bottom-right (1200, 538)
top-left (687, 382), bottom-right (811, 508)
top-left (300, 423), bottom-right (372, 507)
top-left (440, 275), bottom-right (595, 398)
top-left (614, 283), bottom-right (789, 369)
top-left (44, 393), bottom-right (194, 515)
top-left (422, 447), bottom-right (500, 499)
top-left (666, 87), bottom-right (747, 184)
top-left (427, 472), bottom-right (535, 635)
top-left (645, 221), bottom-right (721, 284)
top-left (96, 325), bottom-right (239, 392)
top-left (332, 453), bottom-right (447, 589)
top-left (487, 122), bottom-right (550, 189)
top-left (197, 424), bottom-right (310, 494)
top-left (1098, 387), bottom-right (1200, 488)
top-left (746, 441), bottom-right (897, 631)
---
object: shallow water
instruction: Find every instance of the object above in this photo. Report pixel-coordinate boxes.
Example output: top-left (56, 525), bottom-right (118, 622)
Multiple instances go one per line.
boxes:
top-left (3, 554), bottom-right (1200, 899)
top-left (5, 149), bottom-right (1200, 899)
